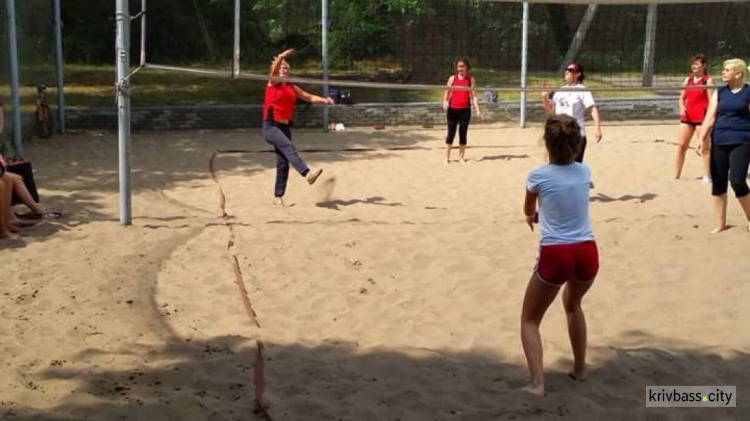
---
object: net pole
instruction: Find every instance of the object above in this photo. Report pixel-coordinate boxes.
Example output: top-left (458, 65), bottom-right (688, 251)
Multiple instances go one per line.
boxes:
top-left (53, 0), bottom-right (65, 133)
top-left (642, 3), bottom-right (657, 87)
top-left (116, 0), bottom-right (132, 225)
top-left (140, 0), bottom-right (147, 66)
top-left (5, 0), bottom-right (23, 157)
top-left (321, 0), bottom-right (330, 132)
top-left (520, 2), bottom-right (529, 128)
top-left (232, 0), bottom-right (240, 77)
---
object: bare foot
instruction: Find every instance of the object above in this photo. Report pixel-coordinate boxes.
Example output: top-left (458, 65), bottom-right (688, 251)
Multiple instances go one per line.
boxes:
top-left (521, 384), bottom-right (546, 397)
top-left (711, 225), bottom-right (728, 234)
top-left (568, 371), bottom-right (586, 382)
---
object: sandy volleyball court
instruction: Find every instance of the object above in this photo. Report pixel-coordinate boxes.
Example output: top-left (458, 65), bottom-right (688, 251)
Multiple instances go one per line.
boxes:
top-left (0, 122), bottom-right (747, 420)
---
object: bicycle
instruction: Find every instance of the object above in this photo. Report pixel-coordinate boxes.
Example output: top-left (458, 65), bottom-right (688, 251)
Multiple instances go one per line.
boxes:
top-left (35, 84), bottom-right (54, 139)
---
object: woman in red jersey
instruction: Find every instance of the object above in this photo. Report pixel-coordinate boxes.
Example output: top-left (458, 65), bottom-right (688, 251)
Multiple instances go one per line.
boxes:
top-left (263, 48), bottom-right (334, 205)
top-left (443, 58), bottom-right (482, 163)
top-left (676, 54), bottom-right (714, 181)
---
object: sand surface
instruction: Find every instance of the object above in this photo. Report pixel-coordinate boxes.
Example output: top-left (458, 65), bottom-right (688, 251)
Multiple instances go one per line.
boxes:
top-left (1, 122), bottom-right (747, 420)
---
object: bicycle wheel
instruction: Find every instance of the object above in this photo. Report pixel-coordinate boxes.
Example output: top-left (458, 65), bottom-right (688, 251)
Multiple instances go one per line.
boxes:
top-left (36, 104), bottom-right (52, 139)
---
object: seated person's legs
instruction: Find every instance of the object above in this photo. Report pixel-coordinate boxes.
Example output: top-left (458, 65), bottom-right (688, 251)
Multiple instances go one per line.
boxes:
top-left (1, 172), bottom-right (60, 218)
top-left (0, 178), bottom-right (20, 239)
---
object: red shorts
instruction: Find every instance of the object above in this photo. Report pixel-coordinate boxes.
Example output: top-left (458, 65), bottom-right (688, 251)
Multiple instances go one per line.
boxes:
top-left (534, 241), bottom-right (599, 286)
top-left (680, 107), bottom-right (707, 125)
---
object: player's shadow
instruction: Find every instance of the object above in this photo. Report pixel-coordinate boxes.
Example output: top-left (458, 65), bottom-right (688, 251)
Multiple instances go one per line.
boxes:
top-left (590, 193), bottom-right (658, 204)
top-left (316, 196), bottom-right (403, 211)
top-left (479, 154), bottom-right (530, 162)
top-left (16, 333), bottom-right (748, 420)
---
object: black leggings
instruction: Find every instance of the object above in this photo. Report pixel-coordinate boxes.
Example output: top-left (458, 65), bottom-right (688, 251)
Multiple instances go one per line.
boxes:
top-left (575, 136), bottom-right (588, 163)
top-left (710, 143), bottom-right (750, 197)
top-left (446, 107), bottom-right (471, 146)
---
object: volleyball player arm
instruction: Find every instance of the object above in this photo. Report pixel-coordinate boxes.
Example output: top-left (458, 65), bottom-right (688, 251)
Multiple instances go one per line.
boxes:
top-left (471, 77), bottom-right (482, 119)
top-left (443, 77), bottom-right (453, 110)
top-left (541, 91), bottom-right (555, 115)
top-left (524, 190), bottom-right (538, 231)
top-left (678, 77), bottom-right (688, 116)
top-left (294, 85), bottom-right (334, 105)
top-left (268, 48), bottom-right (294, 86)
top-left (590, 105), bottom-right (602, 142)
top-left (697, 91), bottom-right (718, 156)
top-left (705, 77), bottom-right (715, 102)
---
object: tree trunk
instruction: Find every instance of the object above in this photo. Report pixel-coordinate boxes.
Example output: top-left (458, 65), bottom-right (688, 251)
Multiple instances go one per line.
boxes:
top-left (191, 0), bottom-right (217, 60)
top-left (546, 5), bottom-right (571, 58)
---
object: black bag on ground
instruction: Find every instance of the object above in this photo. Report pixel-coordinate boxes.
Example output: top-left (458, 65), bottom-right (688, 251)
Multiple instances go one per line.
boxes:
top-left (7, 161), bottom-right (40, 205)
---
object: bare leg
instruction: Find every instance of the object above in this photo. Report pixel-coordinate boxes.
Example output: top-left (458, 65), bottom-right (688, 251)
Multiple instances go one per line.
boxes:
top-left (2, 173), bottom-right (45, 215)
top-left (562, 280), bottom-right (594, 381)
top-left (674, 123), bottom-right (694, 179)
top-left (711, 194), bottom-right (728, 233)
top-left (737, 194), bottom-right (750, 231)
top-left (459, 145), bottom-right (467, 162)
top-left (520, 273), bottom-right (561, 396)
top-left (0, 180), bottom-right (20, 239)
top-left (2, 177), bottom-right (17, 232)
top-left (445, 144), bottom-right (452, 163)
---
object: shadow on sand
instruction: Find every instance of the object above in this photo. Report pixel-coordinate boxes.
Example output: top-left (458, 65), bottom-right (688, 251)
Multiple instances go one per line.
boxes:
top-left (3, 332), bottom-right (746, 420)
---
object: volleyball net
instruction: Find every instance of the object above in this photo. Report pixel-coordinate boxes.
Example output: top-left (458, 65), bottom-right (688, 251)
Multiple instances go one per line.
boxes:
top-left (114, 0), bottom-right (748, 224)
top-left (127, 0), bottom-right (750, 95)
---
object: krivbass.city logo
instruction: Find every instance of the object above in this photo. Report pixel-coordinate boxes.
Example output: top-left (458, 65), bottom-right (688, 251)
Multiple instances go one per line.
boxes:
top-left (646, 386), bottom-right (736, 407)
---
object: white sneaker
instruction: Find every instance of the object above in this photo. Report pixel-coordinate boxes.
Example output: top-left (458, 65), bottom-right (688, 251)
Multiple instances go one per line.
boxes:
top-left (306, 168), bottom-right (323, 185)
top-left (701, 175), bottom-right (712, 183)
top-left (273, 197), bottom-right (284, 206)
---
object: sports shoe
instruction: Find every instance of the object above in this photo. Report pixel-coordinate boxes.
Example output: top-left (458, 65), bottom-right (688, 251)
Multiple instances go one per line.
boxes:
top-left (306, 168), bottom-right (323, 185)
top-left (701, 175), bottom-right (712, 183)
top-left (273, 197), bottom-right (284, 206)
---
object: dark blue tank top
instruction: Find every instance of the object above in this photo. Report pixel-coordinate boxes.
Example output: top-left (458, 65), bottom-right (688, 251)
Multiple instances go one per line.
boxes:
top-left (713, 84), bottom-right (750, 145)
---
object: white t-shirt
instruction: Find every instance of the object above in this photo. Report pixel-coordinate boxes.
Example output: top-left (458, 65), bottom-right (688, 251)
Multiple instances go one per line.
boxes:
top-left (550, 84), bottom-right (596, 136)
top-left (526, 163), bottom-right (595, 245)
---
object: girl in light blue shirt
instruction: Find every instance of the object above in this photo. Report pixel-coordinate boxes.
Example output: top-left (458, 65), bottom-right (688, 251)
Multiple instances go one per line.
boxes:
top-left (520, 115), bottom-right (599, 397)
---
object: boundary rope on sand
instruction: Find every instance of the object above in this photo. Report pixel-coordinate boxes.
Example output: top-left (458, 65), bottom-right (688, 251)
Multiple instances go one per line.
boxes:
top-left (209, 150), bottom-right (271, 420)
top-left (205, 142), bottom-right (542, 419)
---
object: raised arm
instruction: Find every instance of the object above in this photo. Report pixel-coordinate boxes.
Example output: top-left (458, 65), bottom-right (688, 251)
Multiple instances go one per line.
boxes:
top-left (541, 83), bottom-right (555, 115)
top-left (294, 85), bottom-right (334, 105)
top-left (268, 48), bottom-right (295, 87)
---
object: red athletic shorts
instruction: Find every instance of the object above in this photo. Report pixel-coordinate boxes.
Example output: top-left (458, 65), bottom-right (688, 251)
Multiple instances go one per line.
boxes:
top-left (534, 241), bottom-right (599, 286)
